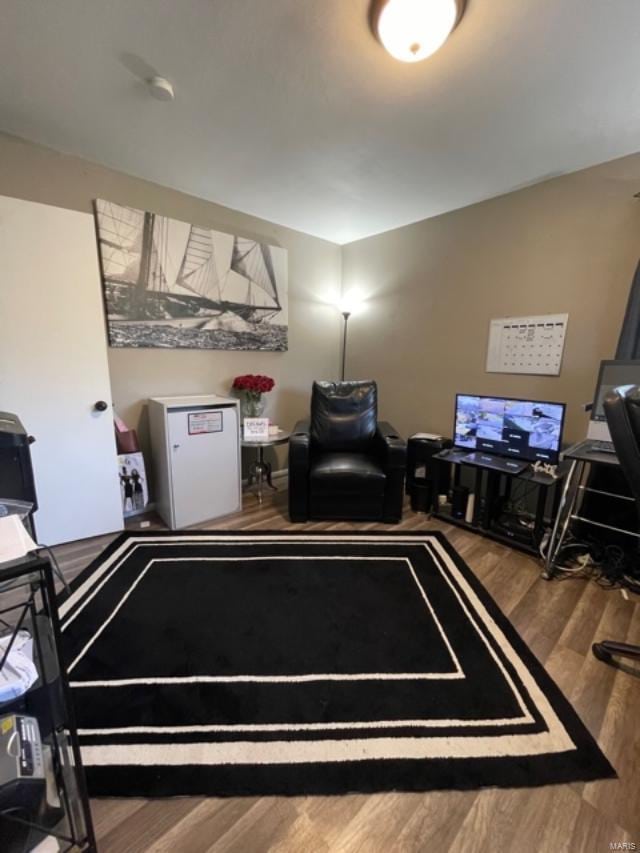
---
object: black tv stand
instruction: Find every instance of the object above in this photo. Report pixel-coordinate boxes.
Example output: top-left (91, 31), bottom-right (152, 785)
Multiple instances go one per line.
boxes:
top-left (431, 448), bottom-right (567, 557)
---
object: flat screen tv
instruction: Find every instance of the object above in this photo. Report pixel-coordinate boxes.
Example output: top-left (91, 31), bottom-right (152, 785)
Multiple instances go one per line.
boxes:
top-left (453, 394), bottom-right (566, 465)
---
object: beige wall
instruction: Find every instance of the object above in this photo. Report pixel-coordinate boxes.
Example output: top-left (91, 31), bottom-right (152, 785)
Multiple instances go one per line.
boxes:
top-left (2, 131), bottom-right (639, 474)
top-left (342, 154), bottom-right (640, 444)
top-left (0, 133), bottom-right (342, 475)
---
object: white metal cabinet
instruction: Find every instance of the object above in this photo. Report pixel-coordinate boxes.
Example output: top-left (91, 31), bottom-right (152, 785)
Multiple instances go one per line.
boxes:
top-left (149, 395), bottom-right (241, 529)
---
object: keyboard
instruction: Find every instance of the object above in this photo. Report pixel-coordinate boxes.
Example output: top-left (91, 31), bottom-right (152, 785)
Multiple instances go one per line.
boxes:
top-left (586, 440), bottom-right (616, 455)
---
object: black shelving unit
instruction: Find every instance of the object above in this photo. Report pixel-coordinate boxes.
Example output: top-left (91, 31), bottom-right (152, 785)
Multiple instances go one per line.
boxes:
top-left (0, 554), bottom-right (96, 852)
top-left (431, 450), bottom-right (567, 556)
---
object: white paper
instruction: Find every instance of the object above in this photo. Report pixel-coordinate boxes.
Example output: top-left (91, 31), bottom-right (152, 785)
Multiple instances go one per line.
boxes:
top-left (0, 514), bottom-right (38, 564)
top-left (188, 410), bottom-right (222, 434)
top-left (243, 417), bottom-right (270, 441)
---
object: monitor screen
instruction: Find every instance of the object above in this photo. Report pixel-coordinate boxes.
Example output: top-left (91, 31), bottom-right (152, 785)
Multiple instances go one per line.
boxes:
top-left (591, 360), bottom-right (640, 421)
top-left (453, 394), bottom-right (566, 464)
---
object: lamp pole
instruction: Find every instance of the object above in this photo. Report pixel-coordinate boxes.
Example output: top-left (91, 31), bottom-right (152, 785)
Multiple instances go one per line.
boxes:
top-left (341, 311), bottom-right (351, 381)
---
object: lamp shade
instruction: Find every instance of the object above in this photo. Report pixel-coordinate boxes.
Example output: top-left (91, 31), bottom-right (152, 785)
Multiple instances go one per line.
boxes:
top-left (374, 0), bottom-right (462, 63)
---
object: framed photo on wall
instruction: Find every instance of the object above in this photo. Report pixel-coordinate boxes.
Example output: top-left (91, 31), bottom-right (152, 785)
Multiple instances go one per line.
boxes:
top-left (94, 199), bottom-right (288, 352)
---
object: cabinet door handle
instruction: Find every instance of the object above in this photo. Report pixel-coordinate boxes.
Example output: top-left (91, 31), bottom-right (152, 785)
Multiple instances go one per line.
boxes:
top-left (172, 444), bottom-right (180, 450)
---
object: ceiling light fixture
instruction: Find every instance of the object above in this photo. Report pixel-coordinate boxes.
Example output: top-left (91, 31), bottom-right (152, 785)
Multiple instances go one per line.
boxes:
top-left (370, 0), bottom-right (466, 63)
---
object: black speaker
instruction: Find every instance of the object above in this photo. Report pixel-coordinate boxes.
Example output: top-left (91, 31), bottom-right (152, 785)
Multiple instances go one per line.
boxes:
top-left (451, 485), bottom-right (469, 519)
top-left (406, 436), bottom-right (452, 512)
top-left (410, 482), bottom-right (433, 513)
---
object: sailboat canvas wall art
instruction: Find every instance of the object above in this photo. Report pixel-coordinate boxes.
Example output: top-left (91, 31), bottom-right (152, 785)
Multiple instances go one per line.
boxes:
top-left (94, 200), bottom-right (288, 351)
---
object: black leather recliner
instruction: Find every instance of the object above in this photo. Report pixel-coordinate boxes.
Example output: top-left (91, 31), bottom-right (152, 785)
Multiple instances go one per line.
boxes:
top-left (288, 380), bottom-right (406, 523)
top-left (592, 384), bottom-right (640, 666)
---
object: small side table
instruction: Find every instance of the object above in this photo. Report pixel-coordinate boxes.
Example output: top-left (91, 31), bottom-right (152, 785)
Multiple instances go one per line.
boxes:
top-left (242, 431), bottom-right (291, 504)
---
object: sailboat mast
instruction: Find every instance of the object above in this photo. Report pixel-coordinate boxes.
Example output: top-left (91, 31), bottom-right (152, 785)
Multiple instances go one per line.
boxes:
top-left (132, 211), bottom-right (155, 317)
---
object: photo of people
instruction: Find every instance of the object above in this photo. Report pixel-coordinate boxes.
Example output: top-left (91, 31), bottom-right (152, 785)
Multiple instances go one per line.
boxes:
top-left (117, 452), bottom-right (149, 517)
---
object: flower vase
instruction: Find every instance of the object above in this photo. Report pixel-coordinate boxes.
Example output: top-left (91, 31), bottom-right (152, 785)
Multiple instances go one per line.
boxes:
top-left (240, 392), bottom-right (266, 422)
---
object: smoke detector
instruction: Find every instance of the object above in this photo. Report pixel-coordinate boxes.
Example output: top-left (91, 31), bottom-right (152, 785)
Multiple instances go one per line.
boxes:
top-left (147, 76), bottom-right (175, 101)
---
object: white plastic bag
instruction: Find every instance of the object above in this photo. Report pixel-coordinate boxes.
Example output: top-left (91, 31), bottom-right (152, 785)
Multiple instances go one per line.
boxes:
top-left (0, 630), bottom-right (38, 703)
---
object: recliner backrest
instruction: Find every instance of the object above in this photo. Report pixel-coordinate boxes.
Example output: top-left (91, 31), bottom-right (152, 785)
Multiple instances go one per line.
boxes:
top-left (604, 384), bottom-right (640, 524)
top-left (310, 380), bottom-right (378, 452)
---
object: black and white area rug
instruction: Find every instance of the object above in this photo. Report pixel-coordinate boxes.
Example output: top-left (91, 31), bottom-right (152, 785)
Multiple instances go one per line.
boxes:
top-left (59, 531), bottom-right (614, 797)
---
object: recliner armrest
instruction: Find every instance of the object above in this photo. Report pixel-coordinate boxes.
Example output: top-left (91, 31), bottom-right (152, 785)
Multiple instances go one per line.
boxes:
top-left (375, 422), bottom-right (407, 471)
top-left (288, 420), bottom-right (311, 521)
top-left (290, 420), bottom-right (311, 462)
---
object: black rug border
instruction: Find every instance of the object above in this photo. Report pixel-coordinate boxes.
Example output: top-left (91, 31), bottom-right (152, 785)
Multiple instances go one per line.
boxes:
top-left (85, 748), bottom-right (611, 798)
top-left (59, 529), bottom-right (616, 796)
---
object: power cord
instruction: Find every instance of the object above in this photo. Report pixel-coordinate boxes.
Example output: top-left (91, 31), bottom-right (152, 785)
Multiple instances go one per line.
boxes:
top-left (543, 530), bottom-right (640, 592)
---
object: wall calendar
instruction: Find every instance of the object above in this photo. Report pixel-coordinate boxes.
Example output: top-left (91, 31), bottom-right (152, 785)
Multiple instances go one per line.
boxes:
top-left (486, 313), bottom-right (569, 376)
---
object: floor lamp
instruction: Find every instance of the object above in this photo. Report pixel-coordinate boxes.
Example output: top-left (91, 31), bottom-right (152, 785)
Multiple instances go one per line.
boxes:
top-left (340, 311), bottom-right (351, 381)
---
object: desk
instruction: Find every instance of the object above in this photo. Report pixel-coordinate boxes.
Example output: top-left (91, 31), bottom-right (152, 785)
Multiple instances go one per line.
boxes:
top-left (241, 431), bottom-right (291, 504)
top-left (543, 440), bottom-right (637, 578)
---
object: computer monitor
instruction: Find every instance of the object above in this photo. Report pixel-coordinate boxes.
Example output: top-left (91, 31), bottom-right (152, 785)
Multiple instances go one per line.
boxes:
top-left (587, 359), bottom-right (640, 441)
top-left (453, 394), bottom-right (566, 464)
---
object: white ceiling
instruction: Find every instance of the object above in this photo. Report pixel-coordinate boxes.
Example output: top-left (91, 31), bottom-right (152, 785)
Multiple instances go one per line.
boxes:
top-left (1, 0), bottom-right (640, 244)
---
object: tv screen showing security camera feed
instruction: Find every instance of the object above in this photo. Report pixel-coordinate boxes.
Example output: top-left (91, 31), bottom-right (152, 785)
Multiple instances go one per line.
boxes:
top-left (454, 395), bottom-right (565, 464)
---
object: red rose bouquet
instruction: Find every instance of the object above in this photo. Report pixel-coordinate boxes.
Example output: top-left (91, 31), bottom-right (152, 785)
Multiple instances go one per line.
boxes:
top-left (232, 374), bottom-right (275, 394)
top-left (232, 374), bottom-right (275, 418)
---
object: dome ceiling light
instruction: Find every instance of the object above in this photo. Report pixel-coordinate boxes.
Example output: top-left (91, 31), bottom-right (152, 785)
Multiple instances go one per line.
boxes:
top-left (370, 0), bottom-right (466, 63)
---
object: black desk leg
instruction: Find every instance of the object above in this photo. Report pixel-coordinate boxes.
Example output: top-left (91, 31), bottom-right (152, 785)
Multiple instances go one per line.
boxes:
top-left (432, 460), bottom-right (441, 514)
top-left (472, 468), bottom-right (483, 526)
top-left (533, 482), bottom-right (547, 543)
top-left (453, 463), bottom-right (461, 490)
top-left (482, 470), bottom-right (500, 530)
top-left (543, 458), bottom-right (581, 579)
top-left (504, 477), bottom-right (512, 504)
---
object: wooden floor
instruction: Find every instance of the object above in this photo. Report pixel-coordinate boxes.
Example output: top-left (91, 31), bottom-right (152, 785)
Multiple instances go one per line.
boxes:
top-left (51, 490), bottom-right (640, 853)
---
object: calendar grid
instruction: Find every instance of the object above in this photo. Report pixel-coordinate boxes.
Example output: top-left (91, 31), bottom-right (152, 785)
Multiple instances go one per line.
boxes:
top-left (486, 314), bottom-right (568, 376)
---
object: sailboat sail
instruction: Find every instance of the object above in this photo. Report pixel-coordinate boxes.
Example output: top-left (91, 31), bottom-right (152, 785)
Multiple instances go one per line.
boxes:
top-left (175, 226), bottom-right (220, 302)
top-left (230, 238), bottom-right (280, 310)
top-left (95, 200), bottom-right (286, 332)
top-left (96, 201), bottom-right (144, 285)
top-left (96, 201), bottom-right (169, 294)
